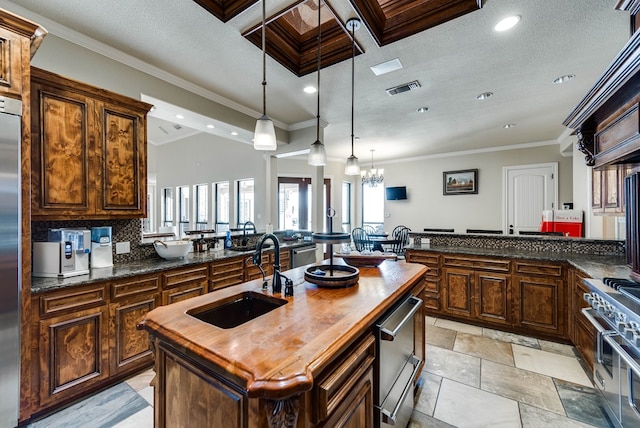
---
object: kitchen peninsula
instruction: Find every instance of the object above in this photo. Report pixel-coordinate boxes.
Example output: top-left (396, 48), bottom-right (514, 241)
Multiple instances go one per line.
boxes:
top-left (140, 260), bottom-right (426, 428)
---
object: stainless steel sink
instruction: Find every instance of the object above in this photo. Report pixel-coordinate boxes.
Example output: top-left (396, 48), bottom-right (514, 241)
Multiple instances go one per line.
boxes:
top-left (187, 291), bottom-right (287, 329)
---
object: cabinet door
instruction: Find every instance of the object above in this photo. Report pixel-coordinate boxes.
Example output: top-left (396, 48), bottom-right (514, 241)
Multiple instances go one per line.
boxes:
top-left (475, 272), bottom-right (511, 326)
top-left (31, 83), bottom-right (94, 217)
top-left (95, 101), bottom-right (147, 216)
top-left (514, 275), bottom-right (564, 336)
top-left (442, 268), bottom-right (474, 319)
top-left (321, 366), bottom-right (374, 428)
top-left (38, 305), bottom-right (109, 406)
top-left (0, 27), bottom-right (24, 99)
top-left (110, 297), bottom-right (157, 376)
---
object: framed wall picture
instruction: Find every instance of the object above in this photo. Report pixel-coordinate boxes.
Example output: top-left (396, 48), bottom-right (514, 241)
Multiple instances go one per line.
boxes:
top-left (443, 169), bottom-right (478, 195)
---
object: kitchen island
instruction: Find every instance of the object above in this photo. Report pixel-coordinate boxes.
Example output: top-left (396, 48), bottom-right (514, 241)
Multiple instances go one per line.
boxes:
top-left (140, 260), bottom-right (426, 428)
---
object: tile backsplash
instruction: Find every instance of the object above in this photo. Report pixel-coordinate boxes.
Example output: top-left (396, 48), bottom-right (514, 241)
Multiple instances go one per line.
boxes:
top-left (31, 219), bottom-right (155, 264)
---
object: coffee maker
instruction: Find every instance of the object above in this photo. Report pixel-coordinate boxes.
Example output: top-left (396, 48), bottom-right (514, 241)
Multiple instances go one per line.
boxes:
top-left (33, 228), bottom-right (91, 277)
top-left (91, 226), bottom-right (113, 268)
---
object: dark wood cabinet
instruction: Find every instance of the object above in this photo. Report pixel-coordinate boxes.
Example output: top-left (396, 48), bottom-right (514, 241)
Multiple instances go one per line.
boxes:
top-left (569, 268), bottom-right (595, 372)
top-left (513, 261), bottom-right (566, 337)
top-left (30, 67), bottom-right (152, 220)
top-left (442, 268), bottom-right (474, 319)
top-left (109, 274), bottom-right (159, 376)
top-left (209, 256), bottom-right (244, 291)
top-left (405, 252), bottom-right (441, 311)
top-left (476, 272), bottom-right (511, 326)
top-left (35, 285), bottom-right (109, 407)
top-left (0, 26), bottom-right (25, 99)
top-left (161, 265), bottom-right (208, 305)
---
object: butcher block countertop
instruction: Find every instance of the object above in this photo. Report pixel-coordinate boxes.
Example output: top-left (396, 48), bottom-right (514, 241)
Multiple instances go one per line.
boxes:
top-left (140, 260), bottom-right (426, 399)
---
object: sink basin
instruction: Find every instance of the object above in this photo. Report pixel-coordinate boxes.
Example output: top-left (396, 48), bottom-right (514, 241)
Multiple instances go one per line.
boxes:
top-left (187, 291), bottom-right (287, 329)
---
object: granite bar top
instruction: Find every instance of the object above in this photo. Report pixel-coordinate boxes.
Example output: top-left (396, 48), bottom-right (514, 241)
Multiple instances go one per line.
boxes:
top-left (405, 243), bottom-right (633, 281)
top-left (31, 241), bottom-right (315, 294)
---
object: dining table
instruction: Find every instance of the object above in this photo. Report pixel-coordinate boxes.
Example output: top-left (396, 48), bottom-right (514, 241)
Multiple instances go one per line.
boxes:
top-left (368, 234), bottom-right (399, 252)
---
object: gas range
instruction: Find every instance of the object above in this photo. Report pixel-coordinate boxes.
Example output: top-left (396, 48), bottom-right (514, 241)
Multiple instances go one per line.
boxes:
top-left (583, 278), bottom-right (640, 349)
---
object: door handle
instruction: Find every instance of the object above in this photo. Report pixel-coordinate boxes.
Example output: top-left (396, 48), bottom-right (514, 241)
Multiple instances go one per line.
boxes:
top-left (380, 296), bottom-right (422, 341)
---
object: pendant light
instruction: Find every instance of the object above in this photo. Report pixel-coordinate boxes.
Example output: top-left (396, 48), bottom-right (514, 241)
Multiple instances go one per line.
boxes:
top-left (344, 18), bottom-right (361, 176)
top-left (308, 0), bottom-right (327, 166)
top-left (253, 0), bottom-right (277, 150)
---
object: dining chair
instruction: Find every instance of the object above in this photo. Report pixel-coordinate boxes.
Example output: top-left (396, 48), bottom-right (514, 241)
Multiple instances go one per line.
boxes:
top-left (363, 225), bottom-right (376, 236)
top-left (391, 226), bottom-right (410, 257)
top-left (351, 227), bottom-right (371, 251)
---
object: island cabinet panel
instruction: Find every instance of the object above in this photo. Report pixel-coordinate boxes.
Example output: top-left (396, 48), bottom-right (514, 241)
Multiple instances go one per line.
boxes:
top-left (37, 305), bottom-right (109, 407)
top-left (109, 274), bottom-right (160, 376)
top-left (161, 265), bottom-right (208, 305)
top-left (569, 268), bottom-right (595, 371)
top-left (405, 251), bottom-right (441, 311)
top-left (209, 256), bottom-right (244, 291)
top-left (156, 344), bottom-right (245, 428)
top-left (475, 272), bottom-right (511, 326)
top-left (442, 268), bottom-right (474, 319)
top-left (30, 67), bottom-right (151, 220)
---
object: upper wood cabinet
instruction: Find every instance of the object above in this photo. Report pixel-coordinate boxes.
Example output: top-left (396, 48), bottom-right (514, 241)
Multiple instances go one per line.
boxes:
top-left (592, 165), bottom-right (628, 215)
top-left (0, 10), bottom-right (46, 100)
top-left (30, 67), bottom-right (152, 220)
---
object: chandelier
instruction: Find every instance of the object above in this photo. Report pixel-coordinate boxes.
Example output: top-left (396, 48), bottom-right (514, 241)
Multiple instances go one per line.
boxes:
top-left (361, 149), bottom-right (384, 187)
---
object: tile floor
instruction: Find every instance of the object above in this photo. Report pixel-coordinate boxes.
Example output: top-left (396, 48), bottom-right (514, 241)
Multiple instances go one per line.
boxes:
top-left (28, 317), bottom-right (615, 428)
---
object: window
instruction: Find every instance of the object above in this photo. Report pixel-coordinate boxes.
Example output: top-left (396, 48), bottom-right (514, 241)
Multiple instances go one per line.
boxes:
top-left (178, 185), bottom-right (190, 236)
top-left (195, 183), bottom-right (208, 230)
top-left (362, 184), bottom-right (384, 231)
top-left (161, 187), bottom-right (174, 227)
top-left (341, 182), bottom-right (351, 233)
top-left (279, 178), bottom-right (309, 230)
top-left (237, 179), bottom-right (254, 226)
top-left (143, 182), bottom-right (156, 233)
top-left (214, 181), bottom-right (230, 232)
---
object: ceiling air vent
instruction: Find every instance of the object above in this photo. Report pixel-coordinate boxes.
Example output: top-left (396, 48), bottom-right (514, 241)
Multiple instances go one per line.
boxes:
top-left (385, 80), bottom-right (421, 96)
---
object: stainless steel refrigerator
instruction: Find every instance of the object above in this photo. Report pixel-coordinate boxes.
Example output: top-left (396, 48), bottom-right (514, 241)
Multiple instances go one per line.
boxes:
top-left (0, 96), bottom-right (23, 428)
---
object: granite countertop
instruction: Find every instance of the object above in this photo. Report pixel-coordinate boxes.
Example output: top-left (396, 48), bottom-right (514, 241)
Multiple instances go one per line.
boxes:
top-left (404, 244), bottom-right (633, 280)
top-left (31, 241), bottom-right (315, 294)
top-left (140, 260), bottom-right (426, 399)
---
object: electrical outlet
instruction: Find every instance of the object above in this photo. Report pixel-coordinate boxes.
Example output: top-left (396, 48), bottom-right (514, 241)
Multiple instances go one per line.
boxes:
top-left (115, 241), bottom-right (130, 254)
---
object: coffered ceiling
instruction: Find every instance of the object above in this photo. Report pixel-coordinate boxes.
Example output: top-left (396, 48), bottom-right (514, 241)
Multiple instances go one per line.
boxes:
top-left (0, 0), bottom-right (632, 164)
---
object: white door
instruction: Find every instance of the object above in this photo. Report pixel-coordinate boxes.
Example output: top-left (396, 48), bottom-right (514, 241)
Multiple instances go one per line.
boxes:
top-left (503, 163), bottom-right (557, 235)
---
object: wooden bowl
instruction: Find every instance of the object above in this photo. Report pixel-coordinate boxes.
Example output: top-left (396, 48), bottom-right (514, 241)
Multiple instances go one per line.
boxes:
top-left (333, 253), bottom-right (397, 267)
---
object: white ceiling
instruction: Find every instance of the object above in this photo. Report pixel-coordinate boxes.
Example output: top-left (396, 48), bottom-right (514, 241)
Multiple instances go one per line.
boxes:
top-left (2, 0), bottom-right (632, 164)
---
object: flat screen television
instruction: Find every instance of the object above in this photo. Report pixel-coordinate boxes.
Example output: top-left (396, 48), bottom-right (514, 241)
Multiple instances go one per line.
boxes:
top-left (385, 186), bottom-right (407, 200)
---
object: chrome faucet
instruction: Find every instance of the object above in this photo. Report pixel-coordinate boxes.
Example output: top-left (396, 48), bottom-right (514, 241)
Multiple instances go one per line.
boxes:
top-left (242, 221), bottom-right (256, 246)
top-left (253, 233), bottom-right (293, 296)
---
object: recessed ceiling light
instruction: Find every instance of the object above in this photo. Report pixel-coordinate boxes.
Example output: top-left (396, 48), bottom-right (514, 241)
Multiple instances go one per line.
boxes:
top-left (231, 131), bottom-right (238, 136)
top-left (206, 124), bottom-right (215, 129)
top-left (553, 74), bottom-right (575, 84)
top-left (303, 86), bottom-right (317, 94)
top-left (416, 107), bottom-right (429, 113)
top-left (503, 123), bottom-right (516, 128)
top-left (494, 15), bottom-right (521, 32)
top-left (476, 92), bottom-right (493, 100)
top-left (175, 114), bottom-right (184, 119)
top-left (370, 58), bottom-right (403, 76)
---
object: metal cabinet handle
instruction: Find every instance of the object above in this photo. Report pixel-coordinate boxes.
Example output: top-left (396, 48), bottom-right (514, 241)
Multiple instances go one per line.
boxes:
top-left (380, 297), bottom-right (423, 341)
top-left (381, 355), bottom-right (422, 426)
top-left (294, 247), bottom-right (316, 254)
top-left (581, 308), bottom-right (617, 364)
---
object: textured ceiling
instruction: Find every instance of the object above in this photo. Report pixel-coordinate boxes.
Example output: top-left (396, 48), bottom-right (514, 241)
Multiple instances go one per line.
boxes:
top-left (0, 0), bottom-right (632, 164)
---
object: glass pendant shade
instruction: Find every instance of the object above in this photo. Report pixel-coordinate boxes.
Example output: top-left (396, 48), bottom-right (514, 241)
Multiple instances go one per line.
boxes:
top-left (345, 154), bottom-right (360, 175)
top-left (308, 140), bottom-right (326, 166)
top-left (253, 115), bottom-right (277, 150)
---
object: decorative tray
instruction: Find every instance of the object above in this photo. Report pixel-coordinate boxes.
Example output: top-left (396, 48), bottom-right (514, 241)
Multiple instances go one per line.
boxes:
top-left (333, 253), bottom-right (397, 267)
top-left (304, 265), bottom-right (359, 288)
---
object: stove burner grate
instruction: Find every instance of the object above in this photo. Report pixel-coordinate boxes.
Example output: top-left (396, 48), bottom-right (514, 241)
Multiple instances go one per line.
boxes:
top-left (602, 277), bottom-right (640, 290)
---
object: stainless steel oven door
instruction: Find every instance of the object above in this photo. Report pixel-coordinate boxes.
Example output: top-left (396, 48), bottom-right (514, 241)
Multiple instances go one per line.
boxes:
top-left (581, 308), bottom-right (622, 427)
top-left (605, 334), bottom-right (640, 426)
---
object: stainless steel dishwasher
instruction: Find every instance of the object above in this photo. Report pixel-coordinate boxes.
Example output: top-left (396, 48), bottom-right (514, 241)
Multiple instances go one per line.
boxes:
top-left (291, 244), bottom-right (317, 267)
top-left (375, 294), bottom-right (423, 428)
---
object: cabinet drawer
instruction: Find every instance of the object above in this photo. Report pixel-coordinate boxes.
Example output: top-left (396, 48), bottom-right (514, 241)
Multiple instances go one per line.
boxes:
top-left (162, 266), bottom-right (208, 289)
top-left (315, 334), bottom-right (376, 422)
top-left (39, 285), bottom-right (107, 317)
top-left (162, 283), bottom-right (206, 306)
top-left (110, 274), bottom-right (159, 301)
top-left (406, 252), bottom-right (439, 266)
top-left (514, 261), bottom-right (563, 277)
top-left (210, 257), bottom-right (244, 277)
top-left (443, 256), bottom-right (510, 272)
top-left (424, 277), bottom-right (440, 293)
